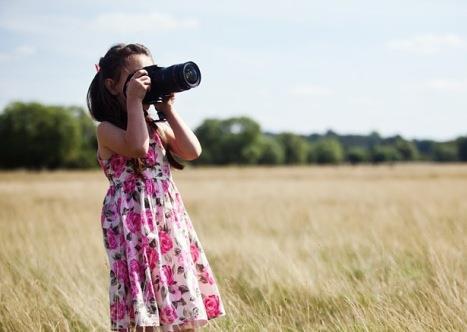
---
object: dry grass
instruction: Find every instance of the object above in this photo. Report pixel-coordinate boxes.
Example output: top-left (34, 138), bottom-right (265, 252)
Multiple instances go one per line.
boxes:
top-left (0, 163), bottom-right (465, 331)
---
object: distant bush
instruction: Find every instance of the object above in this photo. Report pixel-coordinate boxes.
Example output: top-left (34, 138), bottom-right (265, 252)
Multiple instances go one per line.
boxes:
top-left (0, 101), bottom-right (465, 168)
top-left (433, 143), bottom-right (459, 162)
top-left (370, 145), bottom-right (402, 164)
top-left (458, 136), bottom-right (467, 162)
top-left (346, 147), bottom-right (370, 165)
top-left (0, 101), bottom-right (97, 169)
top-left (276, 132), bottom-right (310, 164)
top-left (311, 138), bottom-right (344, 164)
top-left (257, 135), bottom-right (285, 165)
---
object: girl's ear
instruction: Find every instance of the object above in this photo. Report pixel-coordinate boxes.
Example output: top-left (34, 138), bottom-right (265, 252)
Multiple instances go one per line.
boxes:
top-left (104, 78), bottom-right (118, 96)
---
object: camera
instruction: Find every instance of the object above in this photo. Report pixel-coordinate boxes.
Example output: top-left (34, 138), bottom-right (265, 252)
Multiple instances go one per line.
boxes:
top-left (123, 61), bottom-right (202, 105)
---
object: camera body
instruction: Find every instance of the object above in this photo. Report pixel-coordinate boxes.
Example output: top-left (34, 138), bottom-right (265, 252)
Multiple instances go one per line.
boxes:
top-left (123, 61), bottom-right (202, 105)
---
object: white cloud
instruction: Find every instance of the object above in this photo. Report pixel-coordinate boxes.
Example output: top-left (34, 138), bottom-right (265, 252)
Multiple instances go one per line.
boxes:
top-left (0, 12), bottom-right (199, 35)
top-left (426, 79), bottom-right (467, 93)
top-left (347, 96), bottom-right (379, 107)
top-left (385, 34), bottom-right (465, 54)
top-left (91, 12), bottom-right (199, 33)
top-left (289, 85), bottom-right (333, 96)
top-left (0, 45), bottom-right (36, 62)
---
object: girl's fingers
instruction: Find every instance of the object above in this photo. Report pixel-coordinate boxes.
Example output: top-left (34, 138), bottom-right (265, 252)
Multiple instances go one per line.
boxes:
top-left (136, 69), bottom-right (148, 77)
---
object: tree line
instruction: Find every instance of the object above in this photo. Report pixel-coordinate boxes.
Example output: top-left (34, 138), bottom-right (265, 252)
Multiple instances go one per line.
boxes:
top-left (0, 101), bottom-right (466, 169)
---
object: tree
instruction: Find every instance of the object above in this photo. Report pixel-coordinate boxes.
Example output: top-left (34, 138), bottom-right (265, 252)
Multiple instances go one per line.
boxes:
top-left (193, 116), bottom-right (263, 165)
top-left (346, 146), bottom-right (369, 165)
top-left (276, 132), bottom-right (310, 164)
top-left (312, 138), bottom-right (344, 164)
top-left (394, 138), bottom-right (419, 161)
top-left (370, 145), bottom-right (402, 164)
top-left (219, 117), bottom-right (262, 164)
top-left (433, 143), bottom-right (458, 162)
top-left (65, 106), bottom-right (98, 168)
top-left (192, 118), bottom-right (224, 164)
top-left (457, 136), bottom-right (467, 162)
top-left (0, 101), bottom-right (81, 169)
top-left (257, 135), bottom-right (285, 165)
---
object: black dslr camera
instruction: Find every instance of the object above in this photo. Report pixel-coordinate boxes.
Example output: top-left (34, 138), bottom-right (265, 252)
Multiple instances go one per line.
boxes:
top-left (123, 61), bottom-right (201, 120)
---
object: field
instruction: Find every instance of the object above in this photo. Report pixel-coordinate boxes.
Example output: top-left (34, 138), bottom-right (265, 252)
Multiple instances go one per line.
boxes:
top-left (0, 164), bottom-right (465, 331)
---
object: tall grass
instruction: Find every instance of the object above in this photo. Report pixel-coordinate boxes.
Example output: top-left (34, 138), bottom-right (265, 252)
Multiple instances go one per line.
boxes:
top-left (0, 164), bottom-right (465, 331)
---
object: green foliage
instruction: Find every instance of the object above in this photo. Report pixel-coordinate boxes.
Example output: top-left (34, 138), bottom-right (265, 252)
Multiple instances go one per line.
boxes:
top-left (276, 132), bottom-right (310, 164)
top-left (0, 101), bottom-right (79, 169)
top-left (457, 136), bottom-right (467, 162)
top-left (257, 135), bottom-right (285, 165)
top-left (192, 118), bottom-right (223, 164)
top-left (370, 145), bottom-right (402, 164)
top-left (433, 143), bottom-right (459, 162)
top-left (0, 101), bottom-right (97, 169)
top-left (194, 116), bottom-right (263, 165)
top-left (394, 138), bottom-right (419, 161)
top-left (0, 101), bottom-right (465, 168)
top-left (346, 147), bottom-right (370, 165)
top-left (311, 138), bottom-right (344, 165)
top-left (65, 106), bottom-right (99, 168)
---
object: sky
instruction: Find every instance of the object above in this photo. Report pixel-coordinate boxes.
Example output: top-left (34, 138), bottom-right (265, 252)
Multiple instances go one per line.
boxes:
top-left (0, 0), bottom-right (466, 141)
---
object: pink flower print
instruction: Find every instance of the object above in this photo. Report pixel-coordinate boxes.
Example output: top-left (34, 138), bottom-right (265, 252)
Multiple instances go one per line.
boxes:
top-left (112, 260), bottom-right (129, 284)
top-left (190, 243), bottom-right (200, 263)
top-left (162, 163), bottom-right (170, 177)
top-left (129, 258), bottom-right (141, 276)
top-left (130, 275), bottom-right (139, 298)
top-left (144, 178), bottom-right (156, 196)
top-left (129, 305), bottom-right (135, 320)
top-left (107, 229), bottom-right (118, 250)
top-left (204, 294), bottom-right (221, 319)
top-left (148, 247), bottom-right (159, 269)
top-left (110, 300), bottom-right (126, 321)
top-left (123, 174), bottom-right (137, 194)
top-left (118, 233), bottom-right (125, 246)
top-left (162, 180), bottom-right (170, 193)
top-left (145, 209), bottom-right (155, 232)
top-left (169, 283), bottom-right (182, 301)
top-left (160, 304), bottom-right (178, 324)
top-left (108, 185), bottom-right (116, 197)
top-left (116, 197), bottom-right (122, 214)
top-left (144, 278), bottom-right (156, 302)
top-left (200, 270), bottom-right (215, 285)
top-left (125, 211), bottom-right (141, 233)
top-left (159, 230), bottom-right (173, 254)
top-left (162, 264), bottom-right (175, 285)
top-left (141, 236), bottom-right (149, 248)
top-left (110, 155), bottom-right (126, 178)
top-left (177, 251), bottom-right (186, 265)
top-left (145, 148), bottom-right (157, 166)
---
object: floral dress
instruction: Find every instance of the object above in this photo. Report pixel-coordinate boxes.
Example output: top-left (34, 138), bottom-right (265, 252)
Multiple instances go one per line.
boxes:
top-left (97, 123), bottom-right (226, 331)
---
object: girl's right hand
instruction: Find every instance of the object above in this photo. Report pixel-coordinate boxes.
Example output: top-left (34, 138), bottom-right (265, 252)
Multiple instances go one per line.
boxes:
top-left (125, 69), bottom-right (151, 102)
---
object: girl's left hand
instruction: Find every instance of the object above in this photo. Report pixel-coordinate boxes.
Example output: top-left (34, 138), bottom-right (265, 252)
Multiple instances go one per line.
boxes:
top-left (154, 92), bottom-right (175, 114)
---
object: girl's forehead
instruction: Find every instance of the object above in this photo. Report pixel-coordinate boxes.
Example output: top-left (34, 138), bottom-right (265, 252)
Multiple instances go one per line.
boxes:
top-left (126, 54), bottom-right (153, 70)
top-left (119, 54), bottom-right (153, 79)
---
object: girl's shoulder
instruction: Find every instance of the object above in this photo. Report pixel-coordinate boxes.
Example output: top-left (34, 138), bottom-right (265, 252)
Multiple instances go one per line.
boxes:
top-left (96, 122), bottom-right (114, 160)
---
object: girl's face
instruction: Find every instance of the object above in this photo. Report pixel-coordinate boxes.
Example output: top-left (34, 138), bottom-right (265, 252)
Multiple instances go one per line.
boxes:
top-left (105, 53), bottom-right (154, 112)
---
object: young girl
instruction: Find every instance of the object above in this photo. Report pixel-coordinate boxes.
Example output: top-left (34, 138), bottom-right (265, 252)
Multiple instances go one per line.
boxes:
top-left (87, 43), bottom-right (226, 332)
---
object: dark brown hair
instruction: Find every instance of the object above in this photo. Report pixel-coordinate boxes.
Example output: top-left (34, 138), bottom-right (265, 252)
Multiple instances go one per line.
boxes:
top-left (86, 43), bottom-right (184, 178)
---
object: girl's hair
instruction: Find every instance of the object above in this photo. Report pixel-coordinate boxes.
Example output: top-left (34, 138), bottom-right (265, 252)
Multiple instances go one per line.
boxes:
top-left (87, 43), bottom-right (184, 178)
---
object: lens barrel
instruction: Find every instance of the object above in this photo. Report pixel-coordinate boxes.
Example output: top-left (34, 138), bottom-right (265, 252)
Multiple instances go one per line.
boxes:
top-left (141, 61), bottom-right (201, 104)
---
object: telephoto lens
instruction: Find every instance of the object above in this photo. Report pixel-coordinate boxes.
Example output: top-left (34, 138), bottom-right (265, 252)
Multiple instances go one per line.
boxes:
top-left (123, 61), bottom-right (202, 105)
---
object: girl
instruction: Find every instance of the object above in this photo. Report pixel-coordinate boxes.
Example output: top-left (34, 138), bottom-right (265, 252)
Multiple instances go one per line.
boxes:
top-left (87, 43), bottom-right (226, 332)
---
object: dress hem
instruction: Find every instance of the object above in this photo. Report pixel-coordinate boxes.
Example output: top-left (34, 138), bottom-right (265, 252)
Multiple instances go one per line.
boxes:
top-left (110, 311), bottom-right (226, 331)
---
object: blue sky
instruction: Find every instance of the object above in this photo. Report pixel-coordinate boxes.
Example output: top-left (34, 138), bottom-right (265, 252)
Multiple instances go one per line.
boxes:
top-left (0, 0), bottom-right (466, 140)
